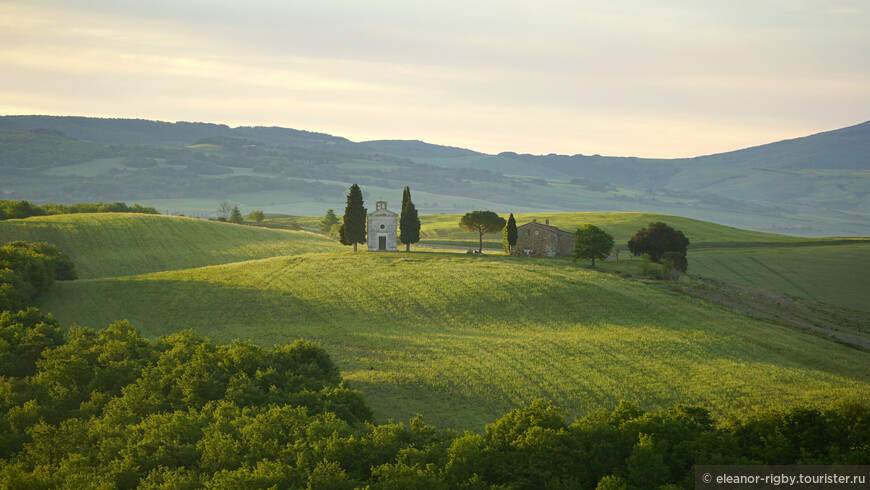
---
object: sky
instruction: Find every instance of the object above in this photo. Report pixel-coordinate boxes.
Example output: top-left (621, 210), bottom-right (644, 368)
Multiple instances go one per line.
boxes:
top-left (1, 1), bottom-right (868, 158)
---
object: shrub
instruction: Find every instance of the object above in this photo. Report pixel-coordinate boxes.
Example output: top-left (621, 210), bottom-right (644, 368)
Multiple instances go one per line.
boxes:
top-left (637, 254), bottom-right (657, 275)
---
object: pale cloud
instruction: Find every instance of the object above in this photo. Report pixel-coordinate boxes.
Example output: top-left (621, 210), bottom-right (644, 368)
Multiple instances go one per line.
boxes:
top-left (1, 1), bottom-right (868, 157)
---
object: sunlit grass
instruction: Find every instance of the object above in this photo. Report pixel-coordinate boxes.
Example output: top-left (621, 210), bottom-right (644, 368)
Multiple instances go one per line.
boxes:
top-left (690, 243), bottom-right (870, 311)
top-left (38, 251), bottom-right (870, 430)
top-left (417, 211), bottom-right (813, 250)
top-left (0, 213), bottom-right (341, 278)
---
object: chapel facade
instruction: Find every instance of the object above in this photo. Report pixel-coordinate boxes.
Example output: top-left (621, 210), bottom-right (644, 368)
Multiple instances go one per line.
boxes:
top-left (367, 201), bottom-right (398, 252)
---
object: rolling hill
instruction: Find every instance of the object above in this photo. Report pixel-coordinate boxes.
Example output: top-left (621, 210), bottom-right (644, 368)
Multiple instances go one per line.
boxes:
top-left (1, 115), bottom-right (868, 236)
top-left (0, 213), bottom-right (340, 278)
top-left (414, 212), bottom-right (870, 311)
top-left (7, 213), bottom-right (865, 430)
top-left (36, 250), bottom-right (870, 430)
top-left (417, 211), bottom-right (811, 248)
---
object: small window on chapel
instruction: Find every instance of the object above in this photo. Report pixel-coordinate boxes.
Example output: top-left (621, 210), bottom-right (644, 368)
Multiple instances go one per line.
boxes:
top-left (535, 230), bottom-right (539, 236)
top-left (379, 224), bottom-right (385, 230)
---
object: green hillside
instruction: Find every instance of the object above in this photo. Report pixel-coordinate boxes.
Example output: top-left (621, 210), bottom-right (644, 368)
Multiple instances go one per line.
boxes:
top-left (690, 242), bottom-right (870, 311)
top-left (418, 211), bottom-right (810, 249)
top-left (2, 115), bottom-right (869, 236)
top-left (0, 213), bottom-right (340, 278)
top-left (418, 212), bottom-right (870, 311)
top-left (37, 251), bottom-right (870, 430)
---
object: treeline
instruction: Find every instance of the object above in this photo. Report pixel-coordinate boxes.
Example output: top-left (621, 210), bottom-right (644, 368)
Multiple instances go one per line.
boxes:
top-left (0, 241), bottom-right (76, 312)
top-left (1, 310), bottom-right (867, 488)
top-left (0, 131), bottom-right (116, 171)
top-left (0, 200), bottom-right (158, 221)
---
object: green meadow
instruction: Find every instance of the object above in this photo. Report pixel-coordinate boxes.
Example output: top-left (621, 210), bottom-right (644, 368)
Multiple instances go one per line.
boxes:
top-left (689, 242), bottom-right (870, 311)
top-left (34, 254), bottom-right (870, 429)
top-left (414, 212), bottom-right (870, 311)
top-left (4, 212), bottom-right (867, 429)
top-left (417, 211), bottom-right (810, 249)
top-left (0, 213), bottom-right (341, 278)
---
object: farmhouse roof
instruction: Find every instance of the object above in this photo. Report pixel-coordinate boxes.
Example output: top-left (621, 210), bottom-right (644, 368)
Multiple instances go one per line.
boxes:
top-left (518, 220), bottom-right (573, 235)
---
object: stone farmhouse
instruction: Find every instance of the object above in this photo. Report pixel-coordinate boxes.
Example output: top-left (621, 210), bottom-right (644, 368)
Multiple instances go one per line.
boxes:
top-left (515, 219), bottom-right (575, 257)
top-left (515, 218), bottom-right (620, 261)
top-left (367, 201), bottom-right (398, 252)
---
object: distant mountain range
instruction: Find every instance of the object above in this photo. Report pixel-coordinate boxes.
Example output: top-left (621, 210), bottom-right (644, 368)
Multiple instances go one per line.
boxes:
top-left (1, 115), bottom-right (868, 236)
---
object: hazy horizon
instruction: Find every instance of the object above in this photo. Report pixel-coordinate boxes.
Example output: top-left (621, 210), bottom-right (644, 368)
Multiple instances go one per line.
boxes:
top-left (5, 113), bottom-right (868, 160)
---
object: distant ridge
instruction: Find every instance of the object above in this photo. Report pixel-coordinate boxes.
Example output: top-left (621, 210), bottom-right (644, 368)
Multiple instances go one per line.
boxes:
top-left (0, 115), bottom-right (465, 158)
top-left (696, 120), bottom-right (870, 170)
top-left (1, 115), bottom-right (868, 166)
top-left (1, 114), bottom-right (868, 236)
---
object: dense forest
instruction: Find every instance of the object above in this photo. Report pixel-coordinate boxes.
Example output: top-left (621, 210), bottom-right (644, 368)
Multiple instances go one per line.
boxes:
top-left (0, 241), bottom-right (77, 312)
top-left (0, 310), bottom-right (867, 488)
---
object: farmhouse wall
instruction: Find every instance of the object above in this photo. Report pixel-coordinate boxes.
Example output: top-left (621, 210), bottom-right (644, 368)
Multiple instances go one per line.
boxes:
top-left (514, 221), bottom-right (575, 257)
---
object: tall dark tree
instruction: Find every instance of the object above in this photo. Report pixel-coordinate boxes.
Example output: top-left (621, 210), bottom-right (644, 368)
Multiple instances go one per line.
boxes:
top-left (572, 224), bottom-right (615, 267)
top-left (627, 222), bottom-right (689, 262)
top-left (399, 187), bottom-right (421, 252)
top-left (503, 213), bottom-right (518, 255)
top-left (230, 205), bottom-right (243, 224)
top-left (339, 184), bottom-right (367, 251)
top-left (320, 209), bottom-right (339, 232)
top-left (459, 210), bottom-right (506, 253)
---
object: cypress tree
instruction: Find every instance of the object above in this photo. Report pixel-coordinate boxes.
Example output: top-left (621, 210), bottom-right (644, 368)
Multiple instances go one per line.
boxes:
top-left (340, 184), bottom-right (367, 251)
top-left (503, 213), bottom-right (518, 254)
top-left (399, 186), bottom-right (421, 252)
top-left (229, 205), bottom-right (243, 224)
top-left (320, 209), bottom-right (339, 232)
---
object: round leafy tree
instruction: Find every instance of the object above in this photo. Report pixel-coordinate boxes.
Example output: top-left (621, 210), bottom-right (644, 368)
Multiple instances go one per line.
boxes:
top-left (572, 224), bottom-right (615, 267)
top-left (459, 210), bottom-right (506, 253)
top-left (627, 222), bottom-right (689, 262)
top-left (662, 251), bottom-right (688, 273)
top-left (248, 209), bottom-right (265, 223)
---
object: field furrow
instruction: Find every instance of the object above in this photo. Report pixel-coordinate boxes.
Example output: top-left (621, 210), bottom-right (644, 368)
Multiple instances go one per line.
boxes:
top-left (36, 251), bottom-right (870, 430)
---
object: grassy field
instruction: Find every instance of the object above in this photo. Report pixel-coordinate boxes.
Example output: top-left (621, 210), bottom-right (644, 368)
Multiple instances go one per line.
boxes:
top-left (0, 213), bottom-right (341, 278)
top-left (414, 212), bottom-right (870, 311)
top-left (37, 251), bottom-right (870, 430)
top-left (689, 242), bottom-right (870, 311)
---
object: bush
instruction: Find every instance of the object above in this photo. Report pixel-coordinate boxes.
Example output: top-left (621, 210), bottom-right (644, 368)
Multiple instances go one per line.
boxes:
top-left (637, 254), bottom-right (657, 275)
top-left (248, 209), bottom-right (265, 223)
